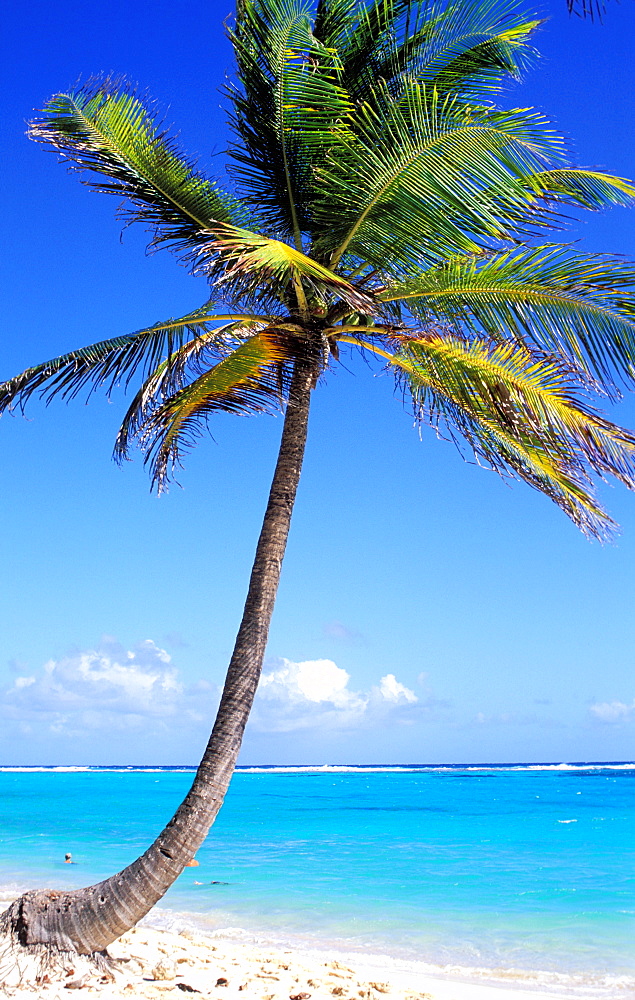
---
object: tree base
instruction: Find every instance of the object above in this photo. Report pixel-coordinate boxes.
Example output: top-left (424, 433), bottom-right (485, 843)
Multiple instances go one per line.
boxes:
top-left (0, 894), bottom-right (115, 988)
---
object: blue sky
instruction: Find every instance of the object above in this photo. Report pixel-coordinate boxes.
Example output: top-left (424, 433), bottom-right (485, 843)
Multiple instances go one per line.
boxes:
top-left (2, 0), bottom-right (635, 766)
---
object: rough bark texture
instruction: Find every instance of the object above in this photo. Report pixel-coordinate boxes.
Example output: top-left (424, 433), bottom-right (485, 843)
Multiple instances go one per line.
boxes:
top-left (0, 358), bottom-right (314, 958)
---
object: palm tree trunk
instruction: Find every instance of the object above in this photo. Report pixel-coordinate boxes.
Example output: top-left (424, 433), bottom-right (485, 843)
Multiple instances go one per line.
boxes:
top-left (1, 358), bottom-right (314, 956)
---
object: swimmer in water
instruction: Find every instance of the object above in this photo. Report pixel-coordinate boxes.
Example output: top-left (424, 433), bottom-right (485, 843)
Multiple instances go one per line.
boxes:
top-left (64, 853), bottom-right (73, 863)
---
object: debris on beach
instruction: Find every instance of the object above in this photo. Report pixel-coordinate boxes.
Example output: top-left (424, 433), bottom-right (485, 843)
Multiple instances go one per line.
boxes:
top-left (0, 924), bottom-right (569, 1000)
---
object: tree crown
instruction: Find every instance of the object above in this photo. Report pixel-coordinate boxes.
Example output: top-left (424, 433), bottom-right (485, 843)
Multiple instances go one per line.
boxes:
top-left (2, 0), bottom-right (635, 538)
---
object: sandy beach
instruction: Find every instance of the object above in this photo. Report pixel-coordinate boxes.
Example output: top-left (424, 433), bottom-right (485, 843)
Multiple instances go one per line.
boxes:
top-left (0, 924), bottom-right (593, 1000)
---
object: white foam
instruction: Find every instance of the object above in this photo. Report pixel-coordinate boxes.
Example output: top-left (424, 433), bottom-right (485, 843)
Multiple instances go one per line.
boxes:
top-left (237, 765), bottom-right (418, 773)
top-left (0, 766), bottom-right (194, 773)
top-left (0, 765), bottom-right (92, 772)
top-left (235, 762), bottom-right (635, 775)
top-left (0, 762), bottom-right (633, 774)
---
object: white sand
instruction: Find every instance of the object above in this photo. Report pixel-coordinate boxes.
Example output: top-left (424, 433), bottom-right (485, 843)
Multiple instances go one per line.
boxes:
top-left (0, 925), bottom-right (589, 1000)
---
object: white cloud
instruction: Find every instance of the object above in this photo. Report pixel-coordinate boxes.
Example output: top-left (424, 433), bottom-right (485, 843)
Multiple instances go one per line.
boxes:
top-left (2, 644), bottom-right (427, 743)
top-left (14, 676), bottom-right (36, 689)
top-left (1, 639), bottom-right (217, 738)
top-left (253, 658), bottom-right (419, 732)
top-left (589, 699), bottom-right (635, 723)
top-left (379, 673), bottom-right (418, 704)
top-left (259, 659), bottom-right (362, 708)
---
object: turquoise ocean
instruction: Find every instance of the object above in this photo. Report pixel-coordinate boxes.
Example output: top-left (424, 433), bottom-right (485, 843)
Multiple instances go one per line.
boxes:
top-left (0, 763), bottom-right (633, 997)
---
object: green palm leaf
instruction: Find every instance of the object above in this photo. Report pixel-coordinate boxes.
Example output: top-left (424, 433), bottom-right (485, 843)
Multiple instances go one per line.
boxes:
top-left (315, 83), bottom-right (564, 272)
top-left (396, 333), bottom-right (635, 480)
top-left (199, 225), bottom-right (374, 313)
top-left (378, 247), bottom-right (635, 387)
top-left (375, 2), bottom-right (538, 102)
top-left (227, 0), bottom-right (355, 242)
top-left (322, 0), bottom-right (412, 96)
top-left (316, 0), bottom-right (538, 104)
top-left (0, 305), bottom-right (268, 411)
top-left (393, 333), bottom-right (631, 537)
top-left (313, 0), bottom-right (360, 46)
top-left (340, 330), bottom-right (635, 537)
top-left (113, 320), bottom-right (264, 462)
top-left (425, 12), bottom-right (540, 98)
top-left (7, 0), bottom-right (635, 536)
top-left (139, 331), bottom-right (294, 489)
top-left (525, 168), bottom-right (635, 210)
top-left (29, 83), bottom-right (242, 253)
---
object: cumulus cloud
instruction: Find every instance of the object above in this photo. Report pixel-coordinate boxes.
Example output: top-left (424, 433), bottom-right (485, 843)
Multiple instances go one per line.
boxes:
top-left (253, 658), bottom-right (420, 732)
top-left (259, 658), bottom-right (362, 708)
top-left (1, 639), bottom-right (216, 738)
top-left (2, 642), bottom-right (430, 742)
top-left (379, 673), bottom-right (418, 704)
top-left (589, 699), bottom-right (635, 723)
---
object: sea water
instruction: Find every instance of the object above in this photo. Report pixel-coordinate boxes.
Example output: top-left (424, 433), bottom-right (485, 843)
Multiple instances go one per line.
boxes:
top-left (0, 764), bottom-right (633, 997)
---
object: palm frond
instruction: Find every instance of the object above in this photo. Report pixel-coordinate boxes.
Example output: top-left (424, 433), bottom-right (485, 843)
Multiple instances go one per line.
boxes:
top-left (0, 305), bottom-right (267, 412)
top-left (393, 335), bottom-right (633, 538)
top-left (138, 331), bottom-right (294, 490)
top-left (378, 247), bottom-right (635, 388)
top-left (19, 0), bottom-right (635, 539)
top-left (29, 82), bottom-right (243, 254)
top-left (314, 83), bottom-right (564, 273)
top-left (399, 333), bottom-right (635, 480)
top-left (342, 331), bottom-right (635, 537)
top-left (324, 0), bottom-right (412, 96)
top-left (227, 0), bottom-right (355, 241)
top-left (198, 225), bottom-right (374, 313)
top-left (313, 0), bottom-right (360, 46)
top-left (113, 320), bottom-right (263, 461)
top-left (425, 11), bottom-right (539, 99)
top-left (317, 0), bottom-right (538, 104)
top-left (525, 168), bottom-right (635, 210)
top-left (567, 0), bottom-right (605, 21)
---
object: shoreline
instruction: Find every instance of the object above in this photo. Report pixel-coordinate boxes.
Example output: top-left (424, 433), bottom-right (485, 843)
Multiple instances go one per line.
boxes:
top-left (1, 924), bottom-right (614, 1000)
top-left (2, 920), bottom-right (631, 1000)
top-left (138, 908), bottom-right (631, 999)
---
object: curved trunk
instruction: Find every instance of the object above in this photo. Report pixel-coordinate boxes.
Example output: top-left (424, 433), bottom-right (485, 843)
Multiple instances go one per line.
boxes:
top-left (1, 358), bottom-right (314, 956)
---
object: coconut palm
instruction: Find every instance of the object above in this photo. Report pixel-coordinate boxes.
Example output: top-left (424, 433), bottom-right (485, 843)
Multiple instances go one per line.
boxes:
top-left (2, 0), bottom-right (635, 964)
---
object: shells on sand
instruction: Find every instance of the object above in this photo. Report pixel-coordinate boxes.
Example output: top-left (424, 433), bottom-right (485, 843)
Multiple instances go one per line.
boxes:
top-left (1, 925), bottom-right (447, 1000)
top-left (151, 958), bottom-right (177, 980)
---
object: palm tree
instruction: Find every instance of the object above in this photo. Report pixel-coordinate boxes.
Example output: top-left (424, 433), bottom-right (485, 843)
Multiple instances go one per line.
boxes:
top-left (2, 0), bottom-right (635, 966)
